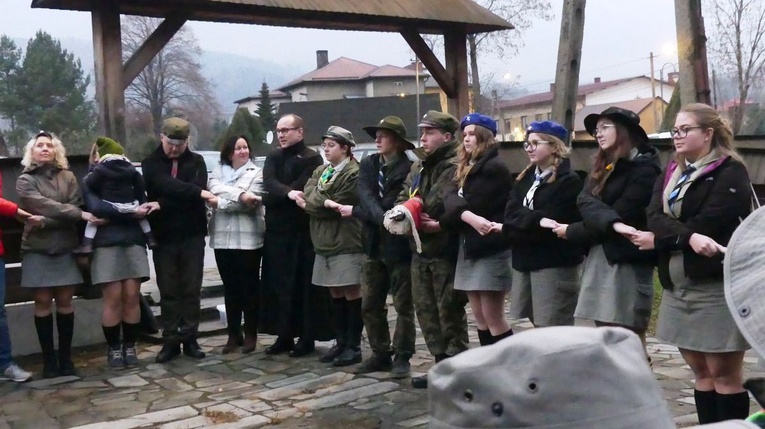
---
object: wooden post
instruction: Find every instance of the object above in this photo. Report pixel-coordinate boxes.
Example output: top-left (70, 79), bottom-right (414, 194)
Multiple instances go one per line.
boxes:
top-left (550, 0), bottom-right (586, 141)
top-left (123, 16), bottom-right (186, 89)
top-left (92, 1), bottom-right (126, 145)
top-left (674, 0), bottom-right (712, 105)
top-left (444, 30), bottom-right (469, 119)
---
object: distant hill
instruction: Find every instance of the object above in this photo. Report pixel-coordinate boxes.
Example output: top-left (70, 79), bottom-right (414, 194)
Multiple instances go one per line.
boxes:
top-left (10, 36), bottom-right (301, 118)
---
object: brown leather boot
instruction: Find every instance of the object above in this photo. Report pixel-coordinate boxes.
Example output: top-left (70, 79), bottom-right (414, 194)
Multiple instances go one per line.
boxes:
top-left (241, 332), bottom-right (258, 354)
top-left (221, 333), bottom-right (243, 355)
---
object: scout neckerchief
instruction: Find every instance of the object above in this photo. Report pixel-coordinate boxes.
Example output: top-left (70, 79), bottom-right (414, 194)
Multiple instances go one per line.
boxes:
top-left (408, 166), bottom-right (424, 199)
top-left (523, 166), bottom-right (553, 209)
top-left (318, 157), bottom-right (350, 192)
top-left (662, 149), bottom-right (722, 219)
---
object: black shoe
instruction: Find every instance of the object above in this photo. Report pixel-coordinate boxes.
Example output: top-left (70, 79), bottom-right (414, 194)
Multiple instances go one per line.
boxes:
top-left (332, 347), bottom-right (361, 367)
top-left (265, 337), bottom-right (294, 355)
top-left (355, 353), bottom-right (393, 374)
top-left (42, 358), bottom-right (59, 379)
top-left (411, 375), bottom-right (428, 389)
top-left (182, 340), bottom-right (206, 359)
top-left (390, 355), bottom-right (411, 379)
top-left (289, 339), bottom-right (315, 358)
top-left (58, 358), bottom-right (77, 377)
top-left (319, 342), bottom-right (346, 363)
top-left (155, 343), bottom-right (181, 363)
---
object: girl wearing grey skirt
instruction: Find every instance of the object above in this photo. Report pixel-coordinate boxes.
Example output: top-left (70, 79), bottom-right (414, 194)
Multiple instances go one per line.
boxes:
top-left (636, 103), bottom-right (752, 423)
top-left (500, 120), bottom-right (584, 328)
top-left (552, 107), bottom-right (660, 353)
top-left (441, 113), bottom-right (513, 346)
top-left (16, 132), bottom-right (101, 378)
top-left (303, 126), bottom-right (364, 367)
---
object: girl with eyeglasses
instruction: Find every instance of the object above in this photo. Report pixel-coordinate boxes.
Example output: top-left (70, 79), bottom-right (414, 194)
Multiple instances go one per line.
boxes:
top-left (633, 103), bottom-right (752, 423)
top-left (551, 107), bottom-right (660, 358)
top-left (497, 120), bottom-right (584, 328)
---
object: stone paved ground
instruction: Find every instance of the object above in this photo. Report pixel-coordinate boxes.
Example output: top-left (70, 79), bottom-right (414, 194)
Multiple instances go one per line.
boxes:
top-left (1, 270), bottom-right (762, 428)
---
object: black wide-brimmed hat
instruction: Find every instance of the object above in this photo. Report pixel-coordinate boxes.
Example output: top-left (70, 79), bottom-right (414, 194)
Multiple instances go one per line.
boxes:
top-left (584, 107), bottom-right (648, 143)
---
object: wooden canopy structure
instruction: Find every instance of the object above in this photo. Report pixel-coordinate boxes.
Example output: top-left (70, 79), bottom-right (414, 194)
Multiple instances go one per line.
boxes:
top-left (30, 0), bottom-right (513, 143)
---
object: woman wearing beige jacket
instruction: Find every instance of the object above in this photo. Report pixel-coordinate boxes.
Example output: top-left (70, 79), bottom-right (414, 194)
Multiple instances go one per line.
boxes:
top-left (16, 131), bottom-right (101, 378)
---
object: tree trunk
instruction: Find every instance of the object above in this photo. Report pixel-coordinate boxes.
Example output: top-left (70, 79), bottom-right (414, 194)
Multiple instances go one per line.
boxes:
top-left (468, 34), bottom-right (481, 113)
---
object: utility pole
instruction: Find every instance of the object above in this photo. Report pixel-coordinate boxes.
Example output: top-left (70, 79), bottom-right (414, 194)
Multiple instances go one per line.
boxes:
top-left (674, 0), bottom-right (712, 105)
top-left (551, 0), bottom-right (587, 142)
top-left (650, 52), bottom-right (658, 131)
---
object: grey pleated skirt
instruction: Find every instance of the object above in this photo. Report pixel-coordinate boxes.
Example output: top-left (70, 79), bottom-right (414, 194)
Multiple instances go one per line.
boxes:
top-left (509, 265), bottom-right (581, 327)
top-left (91, 245), bottom-right (151, 285)
top-left (21, 252), bottom-right (83, 288)
top-left (312, 253), bottom-right (363, 287)
top-left (656, 252), bottom-right (749, 352)
top-left (454, 241), bottom-right (512, 292)
top-left (574, 245), bottom-right (654, 330)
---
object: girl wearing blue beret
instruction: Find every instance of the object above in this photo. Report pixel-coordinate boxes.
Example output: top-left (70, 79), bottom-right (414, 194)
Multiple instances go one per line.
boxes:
top-left (499, 121), bottom-right (584, 327)
top-left (442, 113), bottom-right (514, 346)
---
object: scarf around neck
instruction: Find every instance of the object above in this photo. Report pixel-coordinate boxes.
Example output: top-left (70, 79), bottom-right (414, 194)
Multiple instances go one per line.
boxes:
top-left (662, 149), bottom-right (723, 219)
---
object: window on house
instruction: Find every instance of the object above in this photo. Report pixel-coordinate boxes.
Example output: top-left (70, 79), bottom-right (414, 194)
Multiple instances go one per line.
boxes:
top-left (547, 112), bottom-right (552, 120)
top-left (504, 119), bottom-right (512, 131)
top-left (535, 114), bottom-right (543, 121)
top-left (395, 81), bottom-right (403, 86)
top-left (521, 116), bottom-right (528, 128)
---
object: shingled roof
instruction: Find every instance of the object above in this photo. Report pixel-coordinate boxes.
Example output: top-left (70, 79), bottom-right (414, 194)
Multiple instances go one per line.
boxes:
top-left (279, 57), bottom-right (421, 91)
top-left (31, 0), bottom-right (513, 34)
top-left (497, 77), bottom-right (643, 109)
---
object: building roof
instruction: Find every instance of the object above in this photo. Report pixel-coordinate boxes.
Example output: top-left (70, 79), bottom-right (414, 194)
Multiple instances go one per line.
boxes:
top-left (497, 76), bottom-right (647, 109)
top-left (31, 0), bottom-right (513, 34)
top-left (233, 90), bottom-right (290, 105)
top-left (573, 98), bottom-right (658, 132)
top-left (279, 57), bottom-right (421, 91)
top-left (276, 93), bottom-right (442, 145)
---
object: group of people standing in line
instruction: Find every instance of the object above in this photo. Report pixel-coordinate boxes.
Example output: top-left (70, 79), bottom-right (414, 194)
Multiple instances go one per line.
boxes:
top-left (0, 102), bottom-right (753, 424)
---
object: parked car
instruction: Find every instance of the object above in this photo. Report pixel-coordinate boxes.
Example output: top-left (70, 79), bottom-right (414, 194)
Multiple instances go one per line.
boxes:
top-left (195, 150), bottom-right (221, 173)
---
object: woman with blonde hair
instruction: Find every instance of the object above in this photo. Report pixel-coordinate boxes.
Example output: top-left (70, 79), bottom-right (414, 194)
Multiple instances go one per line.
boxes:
top-left (498, 121), bottom-right (584, 327)
top-left (552, 107), bottom-right (660, 354)
top-left (633, 103), bottom-right (752, 423)
top-left (16, 131), bottom-right (102, 378)
top-left (441, 113), bottom-right (513, 346)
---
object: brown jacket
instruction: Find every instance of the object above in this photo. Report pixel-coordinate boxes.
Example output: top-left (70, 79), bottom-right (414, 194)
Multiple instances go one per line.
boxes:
top-left (16, 163), bottom-right (83, 254)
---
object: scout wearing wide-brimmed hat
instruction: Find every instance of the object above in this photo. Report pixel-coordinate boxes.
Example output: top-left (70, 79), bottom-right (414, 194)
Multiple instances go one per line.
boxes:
top-left (363, 116), bottom-right (415, 151)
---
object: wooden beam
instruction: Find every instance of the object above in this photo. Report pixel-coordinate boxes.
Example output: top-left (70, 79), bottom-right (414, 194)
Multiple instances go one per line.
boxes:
top-left (400, 30), bottom-right (455, 98)
top-left (674, 0), bottom-right (712, 105)
top-left (444, 30), bottom-right (469, 118)
top-left (91, 0), bottom-right (126, 145)
top-left (123, 16), bottom-right (187, 90)
top-left (551, 0), bottom-right (586, 138)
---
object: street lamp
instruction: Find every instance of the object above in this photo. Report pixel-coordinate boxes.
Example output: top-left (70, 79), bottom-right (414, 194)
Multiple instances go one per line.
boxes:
top-left (660, 62), bottom-right (678, 123)
top-left (412, 56), bottom-right (421, 128)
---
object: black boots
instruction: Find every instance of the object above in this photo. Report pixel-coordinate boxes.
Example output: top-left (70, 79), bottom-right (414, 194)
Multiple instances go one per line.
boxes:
top-left (412, 353), bottom-right (449, 389)
top-left (333, 298), bottom-right (362, 367)
top-left (35, 315), bottom-right (58, 378)
top-left (155, 341), bottom-right (181, 363)
top-left (265, 336), bottom-right (294, 355)
top-left (320, 298), bottom-right (347, 363)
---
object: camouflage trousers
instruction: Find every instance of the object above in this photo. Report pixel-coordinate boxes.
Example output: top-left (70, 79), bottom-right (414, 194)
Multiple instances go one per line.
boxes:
top-left (361, 257), bottom-right (416, 358)
top-left (411, 254), bottom-right (468, 357)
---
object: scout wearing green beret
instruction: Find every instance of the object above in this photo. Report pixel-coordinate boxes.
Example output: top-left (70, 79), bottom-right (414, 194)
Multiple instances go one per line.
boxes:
top-left (397, 110), bottom-right (468, 389)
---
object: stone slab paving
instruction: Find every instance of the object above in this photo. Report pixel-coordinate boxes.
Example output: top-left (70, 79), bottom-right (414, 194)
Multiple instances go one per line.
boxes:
top-left (2, 301), bottom-right (763, 428)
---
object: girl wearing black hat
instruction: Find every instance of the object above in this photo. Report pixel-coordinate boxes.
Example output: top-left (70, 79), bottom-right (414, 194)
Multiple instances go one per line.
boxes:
top-left (635, 103), bottom-right (752, 423)
top-left (552, 107), bottom-right (660, 355)
top-left (499, 120), bottom-right (584, 328)
top-left (303, 126), bottom-right (364, 367)
top-left (442, 113), bottom-right (514, 346)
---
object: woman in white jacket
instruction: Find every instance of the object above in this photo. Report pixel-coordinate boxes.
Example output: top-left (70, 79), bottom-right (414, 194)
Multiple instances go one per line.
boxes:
top-left (208, 135), bottom-right (265, 354)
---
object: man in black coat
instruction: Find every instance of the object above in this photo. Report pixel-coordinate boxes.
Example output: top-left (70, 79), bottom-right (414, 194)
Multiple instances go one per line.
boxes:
top-left (261, 113), bottom-right (333, 357)
top-left (351, 116), bottom-right (416, 377)
top-left (142, 117), bottom-right (217, 363)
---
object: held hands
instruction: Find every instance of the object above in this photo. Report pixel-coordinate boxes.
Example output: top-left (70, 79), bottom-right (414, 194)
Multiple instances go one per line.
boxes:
top-left (552, 223), bottom-right (569, 239)
top-left (141, 202), bottom-right (161, 215)
top-left (461, 211), bottom-right (493, 236)
top-left (239, 192), bottom-right (261, 207)
top-left (201, 190), bottom-right (218, 208)
top-left (288, 190), bottom-right (306, 208)
top-left (26, 215), bottom-right (45, 228)
top-left (489, 222), bottom-right (504, 234)
top-left (420, 212), bottom-right (441, 234)
top-left (539, 217), bottom-right (560, 230)
top-left (689, 233), bottom-right (726, 257)
top-left (628, 231), bottom-right (655, 250)
top-left (612, 222), bottom-right (638, 237)
top-left (81, 211), bottom-right (107, 226)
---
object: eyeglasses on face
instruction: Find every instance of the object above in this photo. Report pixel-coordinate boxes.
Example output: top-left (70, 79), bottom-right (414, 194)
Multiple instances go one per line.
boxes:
top-left (591, 123), bottom-right (615, 137)
top-left (275, 127), bottom-right (299, 134)
top-left (670, 126), bottom-right (704, 138)
top-left (523, 140), bottom-right (552, 151)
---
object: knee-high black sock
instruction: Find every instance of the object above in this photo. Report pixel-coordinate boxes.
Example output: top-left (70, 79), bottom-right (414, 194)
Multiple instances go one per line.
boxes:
top-left (56, 312), bottom-right (75, 364)
top-left (694, 389), bottom-right (718, 424)
top-left (121, 321), bottom-right (140, 345)
top-left (102, 324), bottom-right (121, 348)
top-left (477, 329), bottom-right (492, 346)
top-left (332, 298), bottom-right (348, 347)
top-left (492, 328), bottom-right (513, 344)
top-left (716, 391), bottom-right (751, 421)
top-left (34, 314), bottom-right (56, 363)
top-left (346, 298), bottom-right (363, 350)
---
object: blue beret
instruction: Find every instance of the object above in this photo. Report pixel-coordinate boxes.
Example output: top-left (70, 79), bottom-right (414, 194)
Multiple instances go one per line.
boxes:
top-left (526, 120), bottom-right (568, 142)
top-left (460, 113), bottom-right (497, 136)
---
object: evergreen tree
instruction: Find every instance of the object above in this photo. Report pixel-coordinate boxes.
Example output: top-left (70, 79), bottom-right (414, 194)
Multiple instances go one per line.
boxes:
top-left (0, 36), bottom-right (22, 133)
top-left (255, 81), bottom-right (276, 132)
top-left (217, 108), bottom-right (271, 156)
top-left (15, 31), bottom-right (96, 153)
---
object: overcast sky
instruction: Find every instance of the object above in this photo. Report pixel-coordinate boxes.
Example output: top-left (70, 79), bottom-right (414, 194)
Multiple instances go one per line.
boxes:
top-left (0, 1), bottom-right (679, 95)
